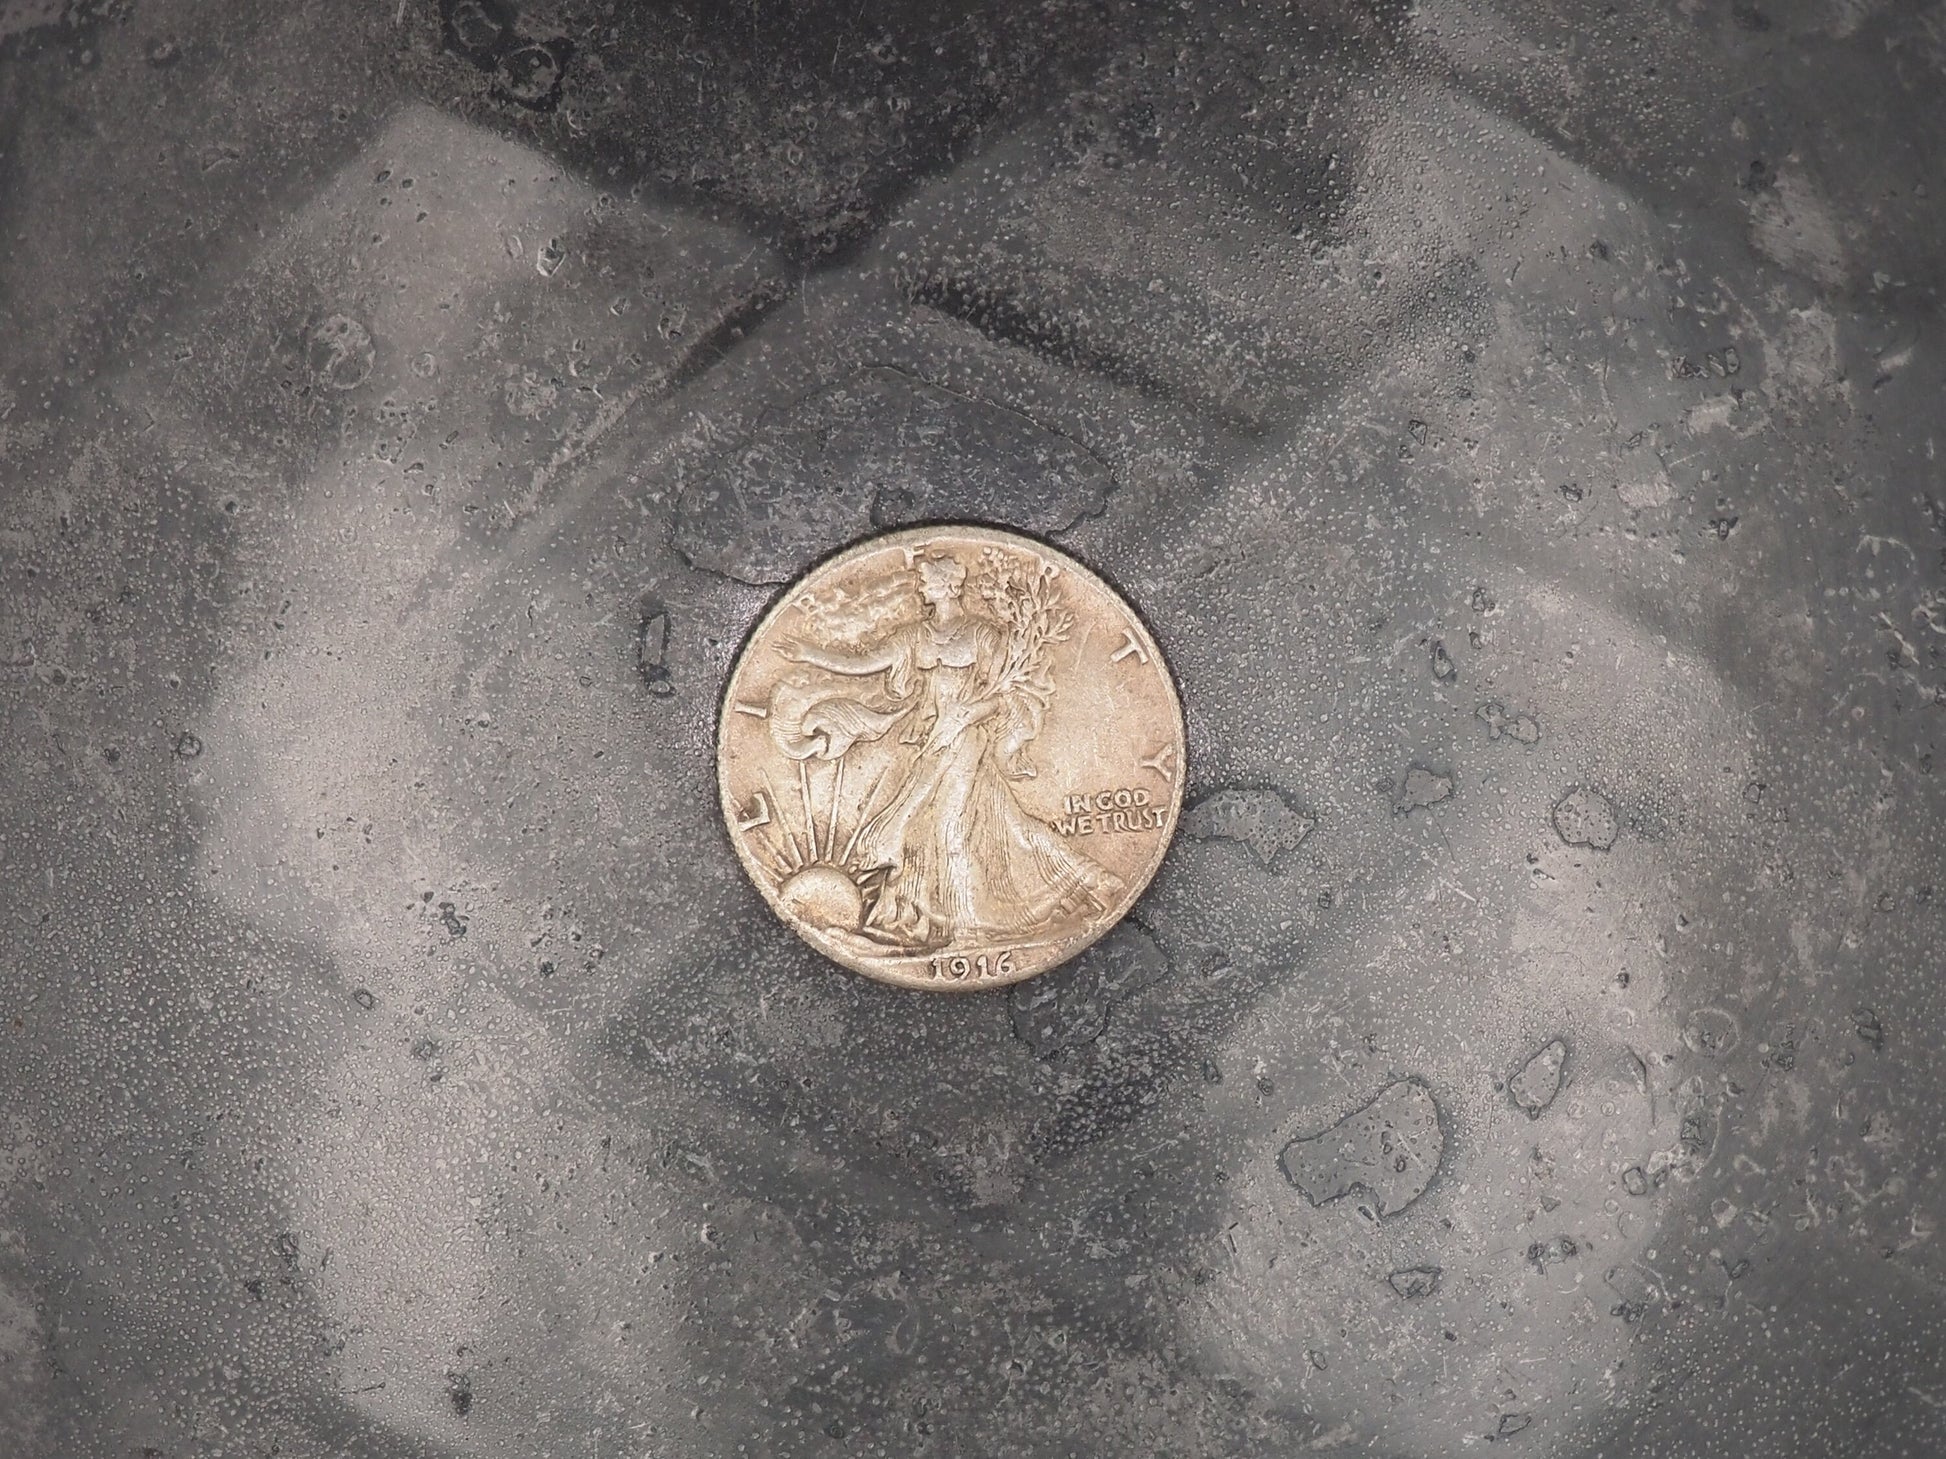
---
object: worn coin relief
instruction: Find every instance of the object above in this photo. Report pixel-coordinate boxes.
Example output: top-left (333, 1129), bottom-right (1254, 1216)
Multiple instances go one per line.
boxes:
top-left (717, 526), bottom-right (1185, 989)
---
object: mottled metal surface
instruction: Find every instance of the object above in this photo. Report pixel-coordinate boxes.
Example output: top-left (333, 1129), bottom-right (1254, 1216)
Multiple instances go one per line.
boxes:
top-left (2, 2), bottom-right (1943, 1456)
top-left (715, 525), bottom-right (1185, 989)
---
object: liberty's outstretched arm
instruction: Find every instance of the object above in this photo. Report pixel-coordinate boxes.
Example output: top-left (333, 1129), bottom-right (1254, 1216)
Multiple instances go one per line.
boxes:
top-left (776, 635), bottom-right (899, 676)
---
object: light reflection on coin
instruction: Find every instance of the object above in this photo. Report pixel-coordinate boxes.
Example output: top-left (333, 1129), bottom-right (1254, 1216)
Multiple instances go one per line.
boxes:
top-left (717, 525), bottom-right (1185, 990)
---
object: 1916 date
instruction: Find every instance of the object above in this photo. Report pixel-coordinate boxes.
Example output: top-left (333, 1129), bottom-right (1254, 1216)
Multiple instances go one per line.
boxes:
top-left (927, 950), bottom-right (1016, 982)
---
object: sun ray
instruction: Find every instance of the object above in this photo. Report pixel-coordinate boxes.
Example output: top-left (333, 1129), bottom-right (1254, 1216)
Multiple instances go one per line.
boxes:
top-left (752, 835), bottom-right (791, 880)
top-left (840, 756), bottom-right (893, 868)
top-left (827, 757), bottom-right (844, 862)
top-left (764, 826), bottom-right (798, 871)
top-left (760, 772), bottom-right (804, 868)
top-left (798, 758), bottom-right (818, 862)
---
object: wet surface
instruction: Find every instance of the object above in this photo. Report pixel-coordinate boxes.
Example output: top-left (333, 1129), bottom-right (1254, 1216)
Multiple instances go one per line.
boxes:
top-left (2, 1), bottom-right (1945, 1456)
top-left (1279, 1078), bottom-right (1447, 1220)
top-left (676, 366), bottom-right (1118, 584)
top-left (1508, 1037), bottom-right (1569, 1118)
top-left (1180, 786), bottom-right (1316, 869)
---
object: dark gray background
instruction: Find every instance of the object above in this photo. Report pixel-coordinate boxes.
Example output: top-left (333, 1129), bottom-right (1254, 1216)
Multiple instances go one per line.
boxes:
top-left (2, 1), bottom-right (1943, 1454)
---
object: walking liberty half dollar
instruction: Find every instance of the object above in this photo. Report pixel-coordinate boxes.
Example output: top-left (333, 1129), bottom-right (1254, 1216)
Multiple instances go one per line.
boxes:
top-left (717, 525), bottom-right (1185, 991)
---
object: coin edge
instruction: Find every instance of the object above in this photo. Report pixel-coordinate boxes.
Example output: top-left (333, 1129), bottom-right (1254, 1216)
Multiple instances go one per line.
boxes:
top-left (714, 524), bottom-right (1186, 992)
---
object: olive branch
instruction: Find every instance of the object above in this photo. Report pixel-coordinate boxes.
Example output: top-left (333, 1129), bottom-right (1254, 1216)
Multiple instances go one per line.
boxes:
top-left (974, 548), bottom-right (1072, 705)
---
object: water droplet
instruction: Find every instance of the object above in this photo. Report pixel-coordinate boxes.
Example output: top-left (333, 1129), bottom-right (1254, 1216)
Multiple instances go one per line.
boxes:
top-left (1477, 701), bottom-right (1541, 744)
top-left (1280, 1079), bottom-right (1444, 1219)
top-left (1393, 766), bottom-right (1452, 816)
top-left (1181, 786), bottom-right (1315, 868)
top-left (1551, 786), bottom-right (1618, 849)
top-left (498, 38), bottom-right (570, 110)
top-left (307, 314), bottom-right (374, 391)
top-left (1388, 1265), bottom-right (1441, 1299)
top-left (1509, 1039), bottom-right (1567, 1118)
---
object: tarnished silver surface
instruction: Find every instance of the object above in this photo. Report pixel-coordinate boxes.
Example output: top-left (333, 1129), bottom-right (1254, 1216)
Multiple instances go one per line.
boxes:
top-left (1, 3), bottom-right (1943, 1457)
top-left (719, 526), bottom-right (1183, 988)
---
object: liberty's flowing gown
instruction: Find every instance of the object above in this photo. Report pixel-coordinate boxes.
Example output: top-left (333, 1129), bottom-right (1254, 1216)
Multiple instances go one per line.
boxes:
top-left (840, 613), bottom-right (1119, 951)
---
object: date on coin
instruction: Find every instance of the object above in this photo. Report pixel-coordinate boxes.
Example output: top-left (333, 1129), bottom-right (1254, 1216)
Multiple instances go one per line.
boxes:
top-left (717, 526), bottom-right (1184, 990)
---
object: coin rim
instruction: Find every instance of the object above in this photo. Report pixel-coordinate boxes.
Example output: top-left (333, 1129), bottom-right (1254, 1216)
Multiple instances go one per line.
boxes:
top-left (715, 523), bottom-right (1185, 992)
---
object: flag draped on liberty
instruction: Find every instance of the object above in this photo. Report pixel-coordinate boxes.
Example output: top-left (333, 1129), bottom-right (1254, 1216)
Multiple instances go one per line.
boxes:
top-left (764, 550), bottom-right (1120, 953)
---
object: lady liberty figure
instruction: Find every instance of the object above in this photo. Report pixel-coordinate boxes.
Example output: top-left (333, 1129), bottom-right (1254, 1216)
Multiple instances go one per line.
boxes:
top-left (771, 550), bottom-right (1121, 953)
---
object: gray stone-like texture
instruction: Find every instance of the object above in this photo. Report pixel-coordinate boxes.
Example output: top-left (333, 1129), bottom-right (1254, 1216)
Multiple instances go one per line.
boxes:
top-left (676, 366), bottom-right (1117, 584)
top-left (1, 2), bottom-right (1943, 1457)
